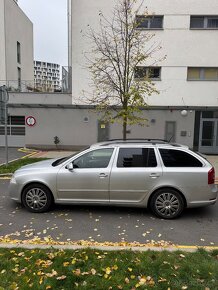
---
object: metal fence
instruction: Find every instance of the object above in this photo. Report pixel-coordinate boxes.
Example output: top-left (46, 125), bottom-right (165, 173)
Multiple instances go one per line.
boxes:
top-left (0, 79), bottom-right (72, 94)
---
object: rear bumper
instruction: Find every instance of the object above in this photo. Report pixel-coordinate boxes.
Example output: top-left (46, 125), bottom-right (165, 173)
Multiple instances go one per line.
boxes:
top-left (185, 184), bottom-right (217, 208)
top-left (188, 198), bottom-right (217, 208)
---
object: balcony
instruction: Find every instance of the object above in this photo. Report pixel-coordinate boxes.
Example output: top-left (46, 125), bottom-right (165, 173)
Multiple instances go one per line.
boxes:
top-left (0, 79), bottom-right (72, 94)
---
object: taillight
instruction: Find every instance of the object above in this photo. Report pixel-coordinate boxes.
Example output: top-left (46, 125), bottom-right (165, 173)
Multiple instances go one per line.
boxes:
top-left (208, 167), bottom-right (215, 184)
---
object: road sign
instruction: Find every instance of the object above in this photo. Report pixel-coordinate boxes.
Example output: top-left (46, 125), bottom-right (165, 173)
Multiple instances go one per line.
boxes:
top-left (26, 116), bottom-right (36, 127)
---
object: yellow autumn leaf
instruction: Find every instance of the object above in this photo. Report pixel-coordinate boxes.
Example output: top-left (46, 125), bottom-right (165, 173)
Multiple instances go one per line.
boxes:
top-left (158, 277), bottom-right (167, 282)
top-left (105, 267), bottom-right (111, 275)
top-left (91, 268), bottom-right (96, 275)
top-left (128, 267), bottom-right (133, 272)
top-left (139, 277), bottom-right (146, 285)
top-left (39, 277), bottom-right (44, 285)
top-left (57, 275), bottom-right (67, 280)
top-left (125, 277), bottom-right (130, 284)
top-left (73, 269), bottom-right (81, 276)
top-left (63, 262), bottom-right (70, 267)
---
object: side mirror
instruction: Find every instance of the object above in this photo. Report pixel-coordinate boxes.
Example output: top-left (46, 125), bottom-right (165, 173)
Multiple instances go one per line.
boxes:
top-left (66, 162), bottom-right (74, 171)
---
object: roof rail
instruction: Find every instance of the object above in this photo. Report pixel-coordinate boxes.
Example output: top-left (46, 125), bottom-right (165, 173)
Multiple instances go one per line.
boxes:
top-left (108, 138), bottom-right (168, 142)
top-left (98, 139), bottom-right (169, 146)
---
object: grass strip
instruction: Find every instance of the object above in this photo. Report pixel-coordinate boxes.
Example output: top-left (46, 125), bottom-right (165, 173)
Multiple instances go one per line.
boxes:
top-left (0, 248), bottom-right (217, 290)
top-left (0, 158), bottom-right (49, 174)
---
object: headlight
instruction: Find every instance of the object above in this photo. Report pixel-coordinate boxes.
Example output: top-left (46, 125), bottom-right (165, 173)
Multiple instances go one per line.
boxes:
top-left (10, 175), bottom-right (17, 184)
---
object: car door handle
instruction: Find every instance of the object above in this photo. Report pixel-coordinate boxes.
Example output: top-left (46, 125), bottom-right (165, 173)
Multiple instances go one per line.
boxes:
top-left (99, 173), bottom-right (108, 178)
top-left (149, 173), bottom-right (160, 178)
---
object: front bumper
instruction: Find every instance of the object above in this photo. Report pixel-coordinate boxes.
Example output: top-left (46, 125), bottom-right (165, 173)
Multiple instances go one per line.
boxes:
top-left (8, 179), bottom-right (22, 203)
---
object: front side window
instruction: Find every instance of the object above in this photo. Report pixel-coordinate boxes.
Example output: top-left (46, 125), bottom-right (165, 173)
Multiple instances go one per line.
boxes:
top-left (117, 148), bottom-right (157, 168)
top-left (136, 15), bottom-right (163, 29)
top-left (73, 148), bottom-right (114, 169)
top-left (190, 16), bottom-right (218, 29)
top-left (135, 66), bottom-right (161, 80)
top-left (159, 149), bottom-right (203, 167)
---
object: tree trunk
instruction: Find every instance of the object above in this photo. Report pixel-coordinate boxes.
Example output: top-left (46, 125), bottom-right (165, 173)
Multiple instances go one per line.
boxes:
top-left (122, 116), bottom-right (127, 140)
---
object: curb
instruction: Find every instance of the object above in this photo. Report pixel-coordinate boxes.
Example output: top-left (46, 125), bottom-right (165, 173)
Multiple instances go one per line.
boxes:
top-left (0, 243), bottom-right (217, 252)
top-left (0, 147), bottom-right (39, 167)
top-left (0, 148), bottom-right (40, 178)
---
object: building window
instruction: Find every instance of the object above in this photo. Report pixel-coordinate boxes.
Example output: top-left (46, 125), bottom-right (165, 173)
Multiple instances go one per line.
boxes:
top-left (0, 116), bottom-right (25, 136)
top-left (190, 16), bottom-right (218, 29)
top-left (135, 66), bottom-right (161, 80)
top-left (17, 67), bottom-right (21, 89)
top-left (187, 67), bottom-right (218, 81)
top-left (136, 15), bottom-right (163, 29)
top-left (17, 41), bottom-right (21, 63)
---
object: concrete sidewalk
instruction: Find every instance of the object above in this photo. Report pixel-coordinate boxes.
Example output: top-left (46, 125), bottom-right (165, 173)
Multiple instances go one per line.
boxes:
top-left (34, 150), bottom-right (76, 159)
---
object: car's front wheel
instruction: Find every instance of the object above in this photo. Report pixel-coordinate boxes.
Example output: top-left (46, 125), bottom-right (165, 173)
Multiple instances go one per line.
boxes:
top-left (22, 183), bottom-right (53, 213)
top-left (150, 188), bottom-right (185, 219)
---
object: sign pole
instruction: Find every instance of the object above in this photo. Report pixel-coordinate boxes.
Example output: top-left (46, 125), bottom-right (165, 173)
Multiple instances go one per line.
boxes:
top-left (0, 86), bottom-right (9, 166)
top-left (4, 98), bottom-right (8, 166)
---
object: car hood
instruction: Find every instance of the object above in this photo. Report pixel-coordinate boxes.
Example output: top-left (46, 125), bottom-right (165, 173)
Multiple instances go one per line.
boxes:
top-left (16, 159), bottom-right (57, 172)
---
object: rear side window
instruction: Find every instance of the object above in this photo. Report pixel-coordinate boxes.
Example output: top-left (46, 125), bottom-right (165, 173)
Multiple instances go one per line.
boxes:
top-left (117, 148), bottom-right (157, 168)
top-left (159, 149), bottom-right (203, 167)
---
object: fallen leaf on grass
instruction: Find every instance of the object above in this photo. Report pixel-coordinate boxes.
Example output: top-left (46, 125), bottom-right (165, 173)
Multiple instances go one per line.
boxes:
top-left (56, 275), bottom-right (66, 280)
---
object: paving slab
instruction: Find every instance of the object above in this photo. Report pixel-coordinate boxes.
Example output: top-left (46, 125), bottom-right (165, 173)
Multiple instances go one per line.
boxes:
top-left (34, 151), bottom-right (76, 159)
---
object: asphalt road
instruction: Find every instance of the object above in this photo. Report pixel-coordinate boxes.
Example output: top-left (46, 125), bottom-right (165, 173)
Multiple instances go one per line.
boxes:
top-left (0, 147), bottom-right (28, 165)
top-left (0, 180), bottom-right (217, 247)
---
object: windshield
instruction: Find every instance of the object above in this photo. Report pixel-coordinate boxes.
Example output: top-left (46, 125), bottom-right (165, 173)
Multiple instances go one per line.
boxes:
top-left (52, 147), bottom-right (90, 167)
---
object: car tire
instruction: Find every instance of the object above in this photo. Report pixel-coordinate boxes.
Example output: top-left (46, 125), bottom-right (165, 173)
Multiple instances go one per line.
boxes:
top-left (150, 188), bottom-right (185, 219)
top-left (22, 183), bottom-right (53, 213)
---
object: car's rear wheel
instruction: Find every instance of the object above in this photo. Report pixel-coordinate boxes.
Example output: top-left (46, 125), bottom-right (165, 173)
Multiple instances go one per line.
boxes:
top-left (22, 184), bottom-right (53, 213)
top-left (150, 188), bottom-right (185, 219)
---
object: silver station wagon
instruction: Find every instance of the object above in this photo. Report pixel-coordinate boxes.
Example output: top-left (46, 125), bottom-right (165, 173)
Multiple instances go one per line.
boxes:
top-left (9, 139), bottom-right (218, 219)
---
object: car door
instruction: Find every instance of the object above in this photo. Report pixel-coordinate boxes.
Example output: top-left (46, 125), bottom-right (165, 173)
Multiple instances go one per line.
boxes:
top-left (109, 147), bottom-right (162, 203)
top-left (56, 148), bottom-right (115, 202)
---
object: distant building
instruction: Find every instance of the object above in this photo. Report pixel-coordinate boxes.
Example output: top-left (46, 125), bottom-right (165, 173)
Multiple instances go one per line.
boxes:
top-left (34, 61), bottom-right (61, 92)
top-left (0, 0), bottom-right (34, 90)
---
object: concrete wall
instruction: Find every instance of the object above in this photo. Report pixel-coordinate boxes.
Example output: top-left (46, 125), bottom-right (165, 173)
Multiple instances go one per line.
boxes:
top-left (4, 0), bottom-right (34, 82)
top-left (8, 92), bottom-right (73, 105)
top-left (7, 106), bottom-right (195, 149)
top-left (70, 0), bottom-right (218, 107)
top-left (0, 0), bottom-right (6, 81)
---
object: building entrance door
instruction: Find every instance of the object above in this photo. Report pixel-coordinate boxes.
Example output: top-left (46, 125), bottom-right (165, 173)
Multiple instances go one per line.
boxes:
top-left (97, 121), bottom-right (109, 142)
top-left (165, 121), bottom-right (176, 142)
top-left (199, 118), bottom-right (218, 154)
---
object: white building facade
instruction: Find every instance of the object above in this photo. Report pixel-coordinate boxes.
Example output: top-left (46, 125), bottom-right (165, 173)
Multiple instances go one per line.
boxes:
top-left (69, 0), bottom-right (218, 153)
top-left (34, 61), bottom-right (61, 92)
top-left (0, 0), bottom-right (34, 90)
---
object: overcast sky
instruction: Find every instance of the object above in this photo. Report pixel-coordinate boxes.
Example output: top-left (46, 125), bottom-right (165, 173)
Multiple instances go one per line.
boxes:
top-left (18, 0), bottom-right (68, 68)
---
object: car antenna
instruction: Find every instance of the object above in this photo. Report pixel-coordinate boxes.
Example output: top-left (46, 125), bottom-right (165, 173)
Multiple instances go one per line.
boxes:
top-left (168, 135), bottom-right (174, 142)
